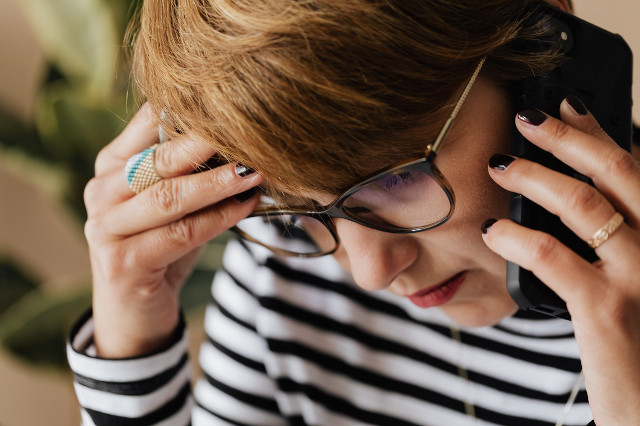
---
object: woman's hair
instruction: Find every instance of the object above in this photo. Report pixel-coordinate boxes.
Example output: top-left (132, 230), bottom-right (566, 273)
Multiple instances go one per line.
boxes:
top-left (130, 0), bottom-right (559, 199)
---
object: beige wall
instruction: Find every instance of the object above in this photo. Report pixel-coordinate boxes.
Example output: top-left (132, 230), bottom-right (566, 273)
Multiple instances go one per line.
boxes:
top-left (0, 0), bottom-right (44, 121)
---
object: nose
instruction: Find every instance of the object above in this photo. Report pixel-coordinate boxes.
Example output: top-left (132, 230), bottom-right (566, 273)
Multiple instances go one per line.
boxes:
top-left (334, 219), bottom-right (419, 291)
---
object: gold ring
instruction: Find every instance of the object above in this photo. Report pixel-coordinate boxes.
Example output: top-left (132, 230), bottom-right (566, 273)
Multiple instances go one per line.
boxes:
top-left (125, 144), bottom-right (162, 193)
top-left (587, 212), bottom-right (624, 249)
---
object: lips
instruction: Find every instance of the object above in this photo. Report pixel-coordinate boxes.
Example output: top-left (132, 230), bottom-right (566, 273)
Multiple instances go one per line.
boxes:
top-left (407, 271), bottom-right (467, 308)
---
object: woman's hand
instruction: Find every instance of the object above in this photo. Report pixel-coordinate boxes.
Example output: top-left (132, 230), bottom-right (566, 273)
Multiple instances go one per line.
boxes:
top-left (482, 96), bottom-right (640, 425)
top-left (84, 104), bottom-right (262, 358)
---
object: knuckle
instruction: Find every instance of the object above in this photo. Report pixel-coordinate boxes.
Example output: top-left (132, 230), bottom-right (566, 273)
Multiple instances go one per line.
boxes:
top-left (510, 160), bottom-right (535, 180)
top-left (548, 120), bottom-right (572, 146)
top-left (206, 167), bottom-right (230, 188)
top-left (604, 148), bottom-right (638, 177)
top-left (84, 217), bottom-right (108, 244)
top-left (588, 122), bottom-right (606, 137)
top-left (565, 183), bottom-right (603, 215)
top-left (106, 244), bottom-right (132, 279)
top-left (83, 178), bottom-right (101, 208)
top-left (84, 218), bottom-right (99, 242)
top-left (149, 179), bottom-right (180, 215)
top-left (215, 203), bottom-right (233, 226)
top-left (153, 145), bottom-right (172, 176)
top-left (166, 219), bottom-right (196, 247)
top-left (94, 146), bottom-right (111, 174)
top-left (528, 233), bottom-right (558, 264)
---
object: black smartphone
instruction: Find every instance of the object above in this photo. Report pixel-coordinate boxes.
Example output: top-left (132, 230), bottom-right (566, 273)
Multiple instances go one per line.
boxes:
top-left (507, 4), bottom-right (633, 320)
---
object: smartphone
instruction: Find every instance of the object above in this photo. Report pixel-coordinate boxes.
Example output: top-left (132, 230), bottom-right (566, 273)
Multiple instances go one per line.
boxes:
top-left (507, 4), bottom-right (633, 320)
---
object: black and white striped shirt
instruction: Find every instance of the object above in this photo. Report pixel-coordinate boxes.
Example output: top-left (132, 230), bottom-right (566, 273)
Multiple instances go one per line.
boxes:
top-left (68, 238), bottom-right (594, 425)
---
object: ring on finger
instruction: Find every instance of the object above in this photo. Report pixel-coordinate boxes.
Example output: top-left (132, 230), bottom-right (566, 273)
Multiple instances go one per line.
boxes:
top-left (125, 143), bottom-right (162, 193)
top-left (587, 211), bottom-right (624, 249)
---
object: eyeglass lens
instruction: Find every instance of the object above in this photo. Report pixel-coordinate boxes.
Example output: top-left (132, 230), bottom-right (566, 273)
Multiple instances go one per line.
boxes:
top-left (341, 168), bottom-right (451, 229)
top-left (235, 214), bottom-right (337, 255)
top-left (234, 164), bottom-right (452, 256)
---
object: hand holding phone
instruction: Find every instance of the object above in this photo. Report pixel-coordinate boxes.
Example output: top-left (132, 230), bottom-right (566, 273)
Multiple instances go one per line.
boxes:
top-left (506, 4), bottom-right (633, 319)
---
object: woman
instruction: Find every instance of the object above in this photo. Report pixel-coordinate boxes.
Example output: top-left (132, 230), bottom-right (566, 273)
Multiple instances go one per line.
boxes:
top-left (68, 0), bottom-right (639, 424)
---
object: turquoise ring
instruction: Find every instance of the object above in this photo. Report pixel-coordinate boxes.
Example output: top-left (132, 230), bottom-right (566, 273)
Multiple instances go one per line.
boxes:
top-left (125, 143), bottom-right (162, 193)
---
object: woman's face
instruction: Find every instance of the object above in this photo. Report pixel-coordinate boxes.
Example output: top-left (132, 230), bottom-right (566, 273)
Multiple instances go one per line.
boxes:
top-left (323, 77), bottom-right (517, 327)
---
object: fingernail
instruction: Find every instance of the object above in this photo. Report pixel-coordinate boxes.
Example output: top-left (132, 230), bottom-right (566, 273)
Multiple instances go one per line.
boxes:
top-left (235, 163), bottom-right (255, 178)
top-left (481, 219), bottom-right (497, 234)
top-left (517, 108), bottom-right (547, 126)
top-left (234, 187), bottom-right (258, 202)
top-left (489, 154), bottom-right (516, 171)
top-left (566, 95), bottom-right (588, 116)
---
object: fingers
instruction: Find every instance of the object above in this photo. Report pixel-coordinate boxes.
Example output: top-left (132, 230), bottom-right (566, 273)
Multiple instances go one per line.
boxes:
top-left (86, 105), bottom-right (255, 357)
top-left (96, 103), bottom-right (218, 177)
top-left (515, 101), bottom-right (640, 226)
top-left (95, 103), bottom-right (160, 176)
top-left (88, 103), bottom-right (227, 214)
top-left (114, 197), bottom-right (259, 272)
top-left (487, 155), bottom-right (636, 258)
top-left (484, 96), bottom-right (640, 303)
top-left (99, 163), bottom-right (261, 236)
top-left (84, 169), bottom-right (135, 217)
top-left (481, 219), bottom-right (602, 303)
top-left (86, 102), bottom-right (261, 254)
top-left (153, 137), bottom-right (217, 178)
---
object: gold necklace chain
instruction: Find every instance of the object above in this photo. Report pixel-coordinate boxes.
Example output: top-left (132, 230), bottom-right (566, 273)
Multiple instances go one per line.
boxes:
top-left (449, 326), bottom-right (584, 426)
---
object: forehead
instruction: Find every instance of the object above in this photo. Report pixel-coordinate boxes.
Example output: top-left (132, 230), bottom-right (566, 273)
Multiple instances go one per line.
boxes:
top-left (256, 76), bottom-right (506, 204)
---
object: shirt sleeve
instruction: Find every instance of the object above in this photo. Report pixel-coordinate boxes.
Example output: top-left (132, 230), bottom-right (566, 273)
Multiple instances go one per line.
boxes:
top-left (67, 240), bottom-right (288, 425)
top-left (66, 309), bottom-right (192, 426)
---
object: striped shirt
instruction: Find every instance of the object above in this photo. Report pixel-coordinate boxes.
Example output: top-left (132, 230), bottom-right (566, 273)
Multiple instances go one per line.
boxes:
top-left (67, 238), bottom-right (594, 425)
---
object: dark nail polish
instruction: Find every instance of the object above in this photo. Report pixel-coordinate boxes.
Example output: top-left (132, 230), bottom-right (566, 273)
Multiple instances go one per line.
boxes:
top-left (234, 187), bottom-right (258, 202)
top-left (517, 108), bottom-right (547, 126)
top-left (489, 154), bottom-right (516, 171)
top-left (481, 219), bottom-right (497, 234)
top-left (235, 163), bottom-right (255, 178)
top-left (566, 95), bottom-right (588, 115)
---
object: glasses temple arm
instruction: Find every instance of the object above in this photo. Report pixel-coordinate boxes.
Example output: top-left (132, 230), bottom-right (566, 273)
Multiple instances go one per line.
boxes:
top-left (427, 57), bottom-right (487, 154)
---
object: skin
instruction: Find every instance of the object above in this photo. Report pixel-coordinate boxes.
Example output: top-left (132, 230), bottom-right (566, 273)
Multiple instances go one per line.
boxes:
top-left (84, 0), bottom-right (640, 423)
top-left (485, 105), bottom-right (640, 425)
top-left (327, 76), bottom-right (517, 327)
top-left (85, 108), bottom-right (263, 357)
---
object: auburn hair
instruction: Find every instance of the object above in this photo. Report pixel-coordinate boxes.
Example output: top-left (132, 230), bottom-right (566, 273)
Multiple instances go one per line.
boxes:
top-left (130, 0), bottom-right (559, 199)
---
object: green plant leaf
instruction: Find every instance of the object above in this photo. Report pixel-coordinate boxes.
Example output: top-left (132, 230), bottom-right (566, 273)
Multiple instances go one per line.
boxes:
top-left (33, 82), bottom-right (132, 217)
top-left (35, 82), bottom-right (129, 162)
top-left (0, 258), bottom-right (39, 315)
top-left (0, 285), bottom-right (91, 370)
top-left (17, 0), bottom-right (120, 100)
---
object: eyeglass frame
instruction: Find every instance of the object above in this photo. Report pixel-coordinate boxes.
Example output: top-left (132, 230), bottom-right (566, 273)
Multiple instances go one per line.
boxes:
top-left (231, 58), bottom-right (486, 257)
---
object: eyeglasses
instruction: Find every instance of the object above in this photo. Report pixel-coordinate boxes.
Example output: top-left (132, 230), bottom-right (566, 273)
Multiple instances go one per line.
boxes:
top-left (232, 58), bottom-right (486, 257)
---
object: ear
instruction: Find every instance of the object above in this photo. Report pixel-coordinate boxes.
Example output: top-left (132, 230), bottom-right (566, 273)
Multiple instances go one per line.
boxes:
top-left (543, 0), bottom-right (572, 13)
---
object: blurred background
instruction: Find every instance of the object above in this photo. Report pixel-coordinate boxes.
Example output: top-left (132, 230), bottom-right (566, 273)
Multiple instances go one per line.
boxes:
top-left (0, 0), bottom-right (637, 425)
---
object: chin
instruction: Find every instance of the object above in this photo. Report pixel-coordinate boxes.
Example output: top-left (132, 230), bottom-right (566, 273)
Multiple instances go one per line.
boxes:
top-left (439, 298), bottom-right (519, 328)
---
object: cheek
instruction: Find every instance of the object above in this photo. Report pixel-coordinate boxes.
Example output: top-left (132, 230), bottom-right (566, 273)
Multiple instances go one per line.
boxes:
top-left (443, 151), bottom-right (510, 235)
top-left (443, 108), bottom-right (513, 227)
top-left (456, 162), bottom-right (510, 224)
